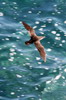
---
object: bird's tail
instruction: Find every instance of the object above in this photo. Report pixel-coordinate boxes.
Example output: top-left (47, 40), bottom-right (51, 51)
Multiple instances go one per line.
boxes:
top-left (38, 36), bottom-right (45, 41)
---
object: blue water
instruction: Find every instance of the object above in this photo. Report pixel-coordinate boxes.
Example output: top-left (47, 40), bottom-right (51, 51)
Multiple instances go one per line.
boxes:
top-left (0, 0), bottom-right (66, 100)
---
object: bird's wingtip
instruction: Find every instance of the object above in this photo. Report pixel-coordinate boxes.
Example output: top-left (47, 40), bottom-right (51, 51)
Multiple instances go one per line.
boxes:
top-left (22, 21), bottom-right (26, 24)
top-left (22, 21), bottom-right (24, 24)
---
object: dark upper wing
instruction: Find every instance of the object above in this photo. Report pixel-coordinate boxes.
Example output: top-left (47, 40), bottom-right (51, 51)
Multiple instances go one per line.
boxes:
top-left (34, 41), bottom-right (46, 62)
top-left (22, 22), bottom-right (36, 36)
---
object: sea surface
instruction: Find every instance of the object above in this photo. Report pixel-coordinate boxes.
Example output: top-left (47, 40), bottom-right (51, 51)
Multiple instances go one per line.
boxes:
top-left (0, 0), bottom-right (66, 100)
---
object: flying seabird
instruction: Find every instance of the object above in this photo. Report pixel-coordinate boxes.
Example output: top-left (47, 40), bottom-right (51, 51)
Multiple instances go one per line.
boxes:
top-left (22, 22), bottom-right (46, 62)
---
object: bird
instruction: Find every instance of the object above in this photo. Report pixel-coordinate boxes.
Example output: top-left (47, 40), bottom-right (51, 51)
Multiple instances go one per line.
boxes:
top-left (22, 21), bottom-right (46, 62)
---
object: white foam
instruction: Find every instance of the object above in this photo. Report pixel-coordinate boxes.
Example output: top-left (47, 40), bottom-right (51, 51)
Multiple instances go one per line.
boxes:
top-left (19, 32), bottom-right (22, 34)
top-left (46, 80), bottom-right (51, 84)
top-left (47, 18), bottom-right (52, 22)
top-left (10, 48), bottom-right (15, 52)
top-left (16, 36), bottom-right (20, 39)
top-left (59, 44), bottom-right (62, 46)
top-left (10, 53), bottom-right (14, 56)
top-left (11, 92), bottom-right (15, 95)
top-left (26, 63), bottom-right (30, 65)
top-left (54, 23), bottom-right (58, 26)
top-left (0, 48), bottom-right (2, 50)
top-left (64, 21), bottom-right (66, 24)
top-left (33, 26), bottom-right (37, 29)
top-left (47, 48), bottom-right (52, 52)
top-left (40, 32), bottom-right (44, 34)
top-left (35, 21), bottom-right (40, 24)
top-left (11, 57), bottom-right (14, 59)
top-left (55, 37), bottom-right (61, 40)
top-left (28, 11), bottom-right (32, 13)
top-left (13, 2), bottom-right (17, 4)
top-left (64, 69), bottom-right (66, 72)
top-left (26, 58), bottom-right (30, 60)
top-left (21, 94), bottom-right (25, 97)
top-left (57, 12), bottom-right (61, 14)
top-left (35, 87), bottom-right (38, 90)
top-left (54, 4), bottom-right (57, 7)
top-left (2, 2), bottom-right (6, 4)
top-left (3, 67), bottom-right (6, 69)
top-left (53, 70), bottom-right (57, 72)
top-left (41, 25), bottom-right (46, 27)
top-left (36, 57), bottom-right (40, 60)
top-left (62, 40), bottom-right (65, 43)
top-left (14, 7), bottom-right (18, 9)
top-left (8, 59), bottom-right (14, 62)
top-left (0, 12), bottom-right (4, 16)
top-left (40, 73), bottom-right (43, 75)
top-left (38, 62), bottom-right (42, 64)
top-left (12, 45), bottom-right (16, 47)
top-left (55, 74), bottom-right (61, 80)
top-left (56, 34), bottom-right (60, 36)
top-left (5, 38), bottom-right (9, 40)
top-left (23, 15), bottom-right (27, 17)
top-left (39, 28), bottom-right (43, 31)
top-left (38, 11), bottom-right (42, 14)
top-left (39, 99), bottom-right (42, 100)
top-left (51, 31), bottom-right (56, 34)
top-left (16, 74), bottom-right (22, 78)
top-left (20, 53), bottom-right (23, 55)
top-left (62, 76), bottom-right (65, 79)
top-left (54, 58), bottom-right (58, 60)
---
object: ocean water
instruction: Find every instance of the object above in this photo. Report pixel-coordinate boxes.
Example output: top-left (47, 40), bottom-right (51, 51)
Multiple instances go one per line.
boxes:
top-left (0, 0), bottom-right (66, 100)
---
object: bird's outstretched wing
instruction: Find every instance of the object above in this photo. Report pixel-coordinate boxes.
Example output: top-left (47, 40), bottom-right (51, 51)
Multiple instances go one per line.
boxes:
top-left (34, 41), bottom-right (46, 62)
top-left (22, 22), bottom-right (36, 36)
